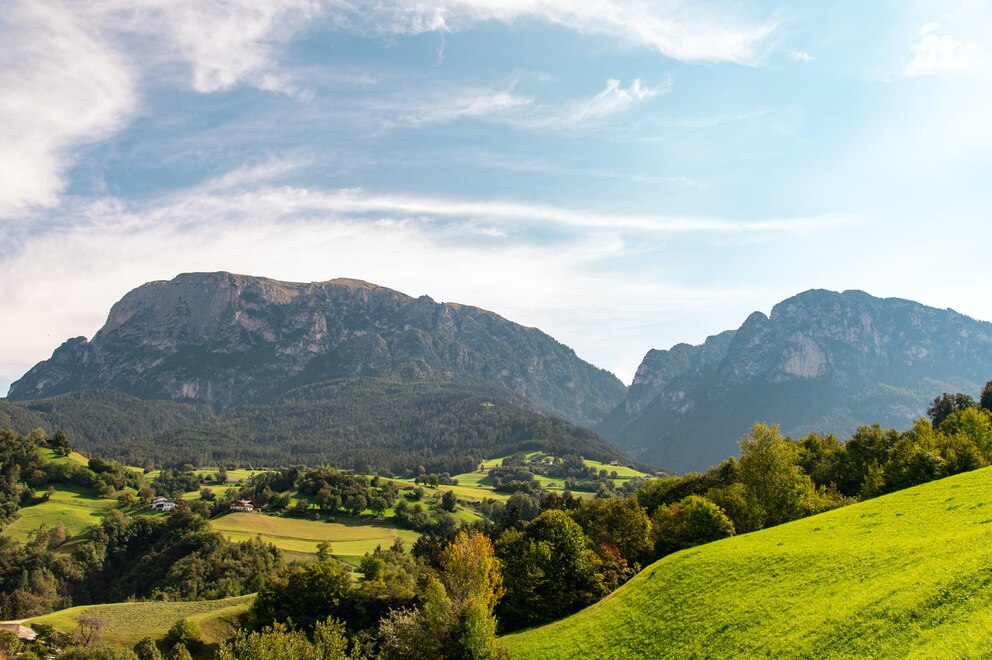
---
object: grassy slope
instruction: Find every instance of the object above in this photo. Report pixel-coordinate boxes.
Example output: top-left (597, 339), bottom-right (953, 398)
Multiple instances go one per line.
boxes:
top-left (503, 466), bottom-right (992, 659)
top-left (210, 512), bottom-right (420, 561)
top-left (3, 485), bottom-right (119, 542)
top-left (26, 594), bottom-right (253, 648)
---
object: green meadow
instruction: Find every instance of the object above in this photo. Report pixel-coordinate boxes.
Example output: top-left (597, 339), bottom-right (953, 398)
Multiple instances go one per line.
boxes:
top-left (503, 465), bottom-right (992, 658)
top-left (2, 485), bottom-right (119, 542)
top-left (210, 512), bottom-right (420, 561)
top-left (26, 594), bottom-right (253, 649)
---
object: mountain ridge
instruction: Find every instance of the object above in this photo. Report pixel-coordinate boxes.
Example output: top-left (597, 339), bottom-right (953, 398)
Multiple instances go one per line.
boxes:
top-left (9, 271), bottom-right (626, 429)
top-left (601, 288), bottom-right (992, 471)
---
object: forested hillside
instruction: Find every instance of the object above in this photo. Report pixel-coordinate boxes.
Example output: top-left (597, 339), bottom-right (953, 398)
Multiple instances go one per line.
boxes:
top-left (3, 379), bottom-right (630, 475)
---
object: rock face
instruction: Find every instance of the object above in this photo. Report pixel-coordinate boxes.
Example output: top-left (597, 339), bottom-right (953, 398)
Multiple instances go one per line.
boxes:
top-left (8, 272), bottom-right (625, 427)
top-left (600, 289), bottom-right (992, 472)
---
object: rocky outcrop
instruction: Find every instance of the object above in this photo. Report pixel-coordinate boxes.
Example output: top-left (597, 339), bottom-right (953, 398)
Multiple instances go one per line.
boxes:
top-left (601, 289), bottom-right (992, 472)
top-left (8, 272), bottom-right (625, 427)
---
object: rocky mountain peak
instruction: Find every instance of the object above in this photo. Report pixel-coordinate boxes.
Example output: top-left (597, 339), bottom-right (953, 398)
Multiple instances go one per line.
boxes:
top-left (9, 272), bottom-right (625, 427)
top-left (601, 289), bottom-right (992, 471)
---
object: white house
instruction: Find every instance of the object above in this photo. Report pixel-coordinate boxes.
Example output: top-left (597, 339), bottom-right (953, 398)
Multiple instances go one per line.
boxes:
top-left (230, 499), bottom-right (255, 512)
top-left (151, 497), bottom-right (176, 511)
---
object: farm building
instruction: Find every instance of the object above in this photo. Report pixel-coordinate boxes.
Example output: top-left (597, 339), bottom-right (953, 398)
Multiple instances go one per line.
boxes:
top-left (230, 499), bottom-right (255, 512)
top-left (151, 496), bottom-right (176, 511)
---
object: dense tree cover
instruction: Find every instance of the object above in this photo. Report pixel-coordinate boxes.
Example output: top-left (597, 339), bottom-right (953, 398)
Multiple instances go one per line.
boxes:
top-left (0, 508), bottom-right (283, 619)
top-left (0, 428), bottom-right (49, 525)
top-left (18, 390), bottom-right (215, 450)
top-left (0, 429), bottom-right (285, 620)
top-left (7, 379), bottom-right (628, 476)
top-left (7, 382), bottom-right (992, 657)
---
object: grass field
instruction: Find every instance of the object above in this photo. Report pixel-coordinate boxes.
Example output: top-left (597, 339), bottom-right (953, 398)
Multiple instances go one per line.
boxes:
top-left (2, 485), bottom-right (119, 542)
top-left (210, 512), bottom-right (420, 561)
top-left (26, 594), bottom-right (253, 649)
top-left (503, 466), bottom-right (992, 658)
top-left (39, 448), bottom-right (90, 466)
top-left (452, 451), bottom-right (649, 500)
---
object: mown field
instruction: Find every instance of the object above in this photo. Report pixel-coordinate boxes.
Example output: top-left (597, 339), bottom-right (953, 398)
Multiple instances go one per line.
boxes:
top-left (2, 485), bottom-right (119, 542)
top-left (26, 594), bottom-right (253, 650)
top-left (210, 512), bottom-right (420, 562)
top-left (452, 450), bottom-right (651, 499)
top-left (503, 466), bottom-right (992, 658)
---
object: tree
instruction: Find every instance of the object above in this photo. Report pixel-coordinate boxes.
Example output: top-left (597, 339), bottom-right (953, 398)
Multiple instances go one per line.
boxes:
top-left (927, 392), bottom-right (976, 429)
top-left (651, 495), bottom-right (735, 557)
top-left (980, 380), bottom-right (992, 413)
top-left (440, 531), bottom-right (504, 612)
top-left (217, 618), bottom-right (350, 660)
top-left (134, 637), bottom-right (163, 660)
top-left (77, 616), bottom-right (105, 648)
top-left (579, 498), bottom-right (652, 566)
top-left (52, 430), bottom-right (73, 456)
top-left (737, 424), bottom-right (819, 528)
top-left (441, 490), bottom-right (457, 512)
top-left (495, 509), bottom-right (605, 630)
top-left (165, 619), bottom-right (201, 654)
top-left (251, 554), bottom-right (355, 631)
top-left (379, 532), bottom-right (506, 659)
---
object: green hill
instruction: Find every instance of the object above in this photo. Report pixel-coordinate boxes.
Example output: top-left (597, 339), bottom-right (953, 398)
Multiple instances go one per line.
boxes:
top-left (26, 594), bottom-right (253, 649)
top-left (28, 379), bottom-right (628, 475)
top-left (503, 466), bottom-right (992, 658)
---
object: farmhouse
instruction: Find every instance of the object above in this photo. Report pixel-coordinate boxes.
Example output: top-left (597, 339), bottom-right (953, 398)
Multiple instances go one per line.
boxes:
top-left (230, 499), bottom-right (255, 512)
top-left (151, 496), bottom-right (176, 511)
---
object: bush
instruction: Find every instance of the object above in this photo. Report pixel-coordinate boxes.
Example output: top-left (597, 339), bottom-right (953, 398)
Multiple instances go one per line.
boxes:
top-left (164, 619), bottom-right (201, 653)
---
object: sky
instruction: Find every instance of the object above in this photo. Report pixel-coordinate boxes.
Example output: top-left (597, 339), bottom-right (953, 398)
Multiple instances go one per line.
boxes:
top-left (3, 0), bottom-right (992, 395)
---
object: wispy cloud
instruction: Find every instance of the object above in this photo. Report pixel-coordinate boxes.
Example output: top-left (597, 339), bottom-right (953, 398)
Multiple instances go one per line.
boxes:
top-left (379, 87), bottom-right (532, 127)
top-left (2, 166), bottom-right (846, 389)
top-left (88, 0), bottom-right (321, 94)
top-left (789, 49), bottom-right (812, 63)
top-left (324, 0), bottom-right (779, 65)
top-left (0, 0), bottom-right (320, 217)
top-left (0, 3), bottom-right (136, 217)
top-left (540, 78), bottom-right (669, 128)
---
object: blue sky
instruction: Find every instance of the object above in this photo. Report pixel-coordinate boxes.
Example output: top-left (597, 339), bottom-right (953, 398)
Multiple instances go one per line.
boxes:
top-left (3, 0), bottom-right (992, 394)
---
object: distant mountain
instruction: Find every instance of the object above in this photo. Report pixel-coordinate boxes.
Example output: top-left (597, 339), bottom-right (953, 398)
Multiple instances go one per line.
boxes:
top-left (8, 272), bottom-right (625, 428)
top-left (600, 290), bottom-right (992, 472)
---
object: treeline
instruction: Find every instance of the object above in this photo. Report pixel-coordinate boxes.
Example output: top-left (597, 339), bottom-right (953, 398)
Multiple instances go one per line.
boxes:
top-left (0, 429), bottom-right (285, 621)
top-left (0, 508), bottom-right (283, 620)
top-left (11, 379), bottom-right (629, 477)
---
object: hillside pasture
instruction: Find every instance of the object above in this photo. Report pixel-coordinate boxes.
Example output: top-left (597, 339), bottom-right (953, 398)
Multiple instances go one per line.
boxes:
top-left (2, 485), bottom-right (118, 542)
top-left (26, 594), bottom-right (253, 649)
top-left (503, 466), bottom-right (992, 658)
top-left (210, 512), bottom-right (419, 561)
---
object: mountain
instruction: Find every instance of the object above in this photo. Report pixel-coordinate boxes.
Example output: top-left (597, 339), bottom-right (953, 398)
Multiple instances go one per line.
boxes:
top-left (601, 289), bottom-right (992, 472)
top-left (503, 466), bottom-right (992, 658)
top-left (8, 272), bottom-right (625, 428)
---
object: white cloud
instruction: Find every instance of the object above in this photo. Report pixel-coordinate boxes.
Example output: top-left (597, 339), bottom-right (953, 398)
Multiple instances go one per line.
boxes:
top-left (0, 3), bottom-right (136, 217)
top-left (383, 87), bottom-right (532, 127)
top-left (93, 0), bottom-right (321, 94)
top-left (0, 172), bottom-right (854, 388)
top-left (0, 0), bottom-right (321, 217)
top-left (324, 0), bottom-right (778, 65)
top-left (558, 78), bottom-right (667, 126)
top-left (789, 49), bottom-right (812, 63)
top-left (904, 32), bottom-right (987, 76)
top-left (919, 21), bottom-right (940, 36)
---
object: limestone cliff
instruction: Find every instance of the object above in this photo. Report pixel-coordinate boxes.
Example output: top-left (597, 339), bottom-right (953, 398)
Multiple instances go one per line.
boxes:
top-left (601, 289), bottom-right (992, 471)
top-left (9, 272), bottom-right (625, 428)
